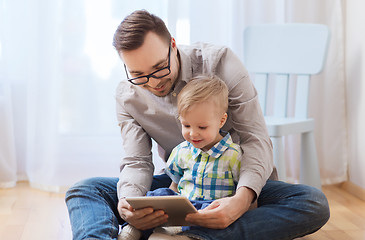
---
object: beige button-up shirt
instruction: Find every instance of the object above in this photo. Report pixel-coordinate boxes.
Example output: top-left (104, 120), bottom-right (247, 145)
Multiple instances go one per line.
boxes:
top-left (115, 42), bottom-right (273, 199)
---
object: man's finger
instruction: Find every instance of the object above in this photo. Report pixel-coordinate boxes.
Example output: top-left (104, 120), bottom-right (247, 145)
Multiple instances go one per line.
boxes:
top-left (136, 213), bottom-right (169, 230)
top-left (202, 200), bottom-right (220, 211)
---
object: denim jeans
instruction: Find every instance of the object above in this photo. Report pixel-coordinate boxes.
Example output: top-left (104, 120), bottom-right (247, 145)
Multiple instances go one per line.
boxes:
top-left (65, 175), bottom-right (329, 240)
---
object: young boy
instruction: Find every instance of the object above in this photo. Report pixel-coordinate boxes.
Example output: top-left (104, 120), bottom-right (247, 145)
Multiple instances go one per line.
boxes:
top-left (165, 75), bottom-right (242, 202)
top-left (120, 75), bottom-right (242, 240)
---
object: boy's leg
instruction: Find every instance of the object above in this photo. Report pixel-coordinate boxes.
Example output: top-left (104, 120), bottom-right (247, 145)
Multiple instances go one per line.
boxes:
top-left (65, 174), bottom-right (171, 240)
top-left (180, 180), bottom-right (330, 240)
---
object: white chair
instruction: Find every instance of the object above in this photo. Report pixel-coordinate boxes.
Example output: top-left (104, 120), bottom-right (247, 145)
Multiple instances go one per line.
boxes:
top-left (243, 23), bottom-right (330, 189)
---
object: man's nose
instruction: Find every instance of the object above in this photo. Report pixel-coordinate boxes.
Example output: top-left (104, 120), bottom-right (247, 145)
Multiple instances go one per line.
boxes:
top-left (146, 77), bottom-right (161, 88)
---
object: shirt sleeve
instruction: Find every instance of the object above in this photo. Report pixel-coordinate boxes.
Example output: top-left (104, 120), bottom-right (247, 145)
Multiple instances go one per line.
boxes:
top-left (165, 146), bottom-right (184, 184)
top-left (218, 48), bottom-right (274, 198)
top-left (115, 84), bottom-right (154, 199)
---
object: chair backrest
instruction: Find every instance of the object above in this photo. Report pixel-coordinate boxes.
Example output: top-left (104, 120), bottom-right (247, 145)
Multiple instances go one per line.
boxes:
top-left (243, 23), bottom-right (330, 118)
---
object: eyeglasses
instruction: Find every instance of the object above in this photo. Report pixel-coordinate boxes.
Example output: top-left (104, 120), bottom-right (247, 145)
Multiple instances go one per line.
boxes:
top-left (124, 46), bottom-right (171, 85)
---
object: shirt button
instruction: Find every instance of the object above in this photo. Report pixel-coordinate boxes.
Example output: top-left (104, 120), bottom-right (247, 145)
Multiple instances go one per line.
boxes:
top-left (172, 92), bottom-right (177, 97)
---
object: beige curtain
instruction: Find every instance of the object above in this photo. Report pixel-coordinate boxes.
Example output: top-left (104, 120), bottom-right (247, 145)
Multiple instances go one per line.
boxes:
top-left (188, 0), bottom-right (348, 185)
top-left (345, 0), bottom-right (365, 189)
top-left (165, 0), bottom-right (348, 185)
top-left (0, 81), bottom-right (17, 188)
top-left (284, 0), bottom-right (347, 184)
top-left (236, 0), bottom-right (348, 185)
top-left (0, 0), bottom-right (347, 192)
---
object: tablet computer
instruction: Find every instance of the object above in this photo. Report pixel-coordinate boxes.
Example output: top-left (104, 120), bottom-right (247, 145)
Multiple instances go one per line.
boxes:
top-left (125, 195), bottom-right (197, 226)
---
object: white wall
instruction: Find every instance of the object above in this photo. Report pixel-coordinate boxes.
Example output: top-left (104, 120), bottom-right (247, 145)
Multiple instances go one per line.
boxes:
top-left (346, 0), bottom-right (365, 189)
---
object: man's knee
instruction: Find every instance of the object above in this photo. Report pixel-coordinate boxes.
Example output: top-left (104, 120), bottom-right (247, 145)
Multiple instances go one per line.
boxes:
top-left (307, 186), bottom-right (330, 224)
top-left (65, 177), bottom-right (117, 203)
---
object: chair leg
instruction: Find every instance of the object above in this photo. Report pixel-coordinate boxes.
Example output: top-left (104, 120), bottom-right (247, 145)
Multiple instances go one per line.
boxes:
top-left (271, 136), bottom-right (286, 182)
top-left (300, 131), bottom-right (321, 190)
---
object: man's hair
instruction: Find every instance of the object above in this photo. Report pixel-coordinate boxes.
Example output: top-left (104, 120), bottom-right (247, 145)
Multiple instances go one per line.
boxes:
top-left (113, 10), bottom-right (171, 52)
top-left (178, 75), bottom-right (229, 117)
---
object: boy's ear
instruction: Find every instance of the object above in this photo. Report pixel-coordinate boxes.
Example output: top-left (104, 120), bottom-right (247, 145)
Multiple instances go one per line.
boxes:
top-left (220, 113), bottom-right (228, 128)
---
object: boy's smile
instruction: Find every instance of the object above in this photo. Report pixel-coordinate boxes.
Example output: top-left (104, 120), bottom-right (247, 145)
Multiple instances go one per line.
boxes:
top-left (180, 100), bottom-right (227, 151)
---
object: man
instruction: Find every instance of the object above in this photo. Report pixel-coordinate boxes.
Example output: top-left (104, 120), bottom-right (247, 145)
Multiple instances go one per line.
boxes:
top-left (65, 10), bottom-right (329, 240)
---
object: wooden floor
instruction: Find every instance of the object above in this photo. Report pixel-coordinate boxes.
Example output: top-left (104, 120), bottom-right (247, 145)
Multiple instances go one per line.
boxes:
top-left (1, 182), bottom-right (365, 240)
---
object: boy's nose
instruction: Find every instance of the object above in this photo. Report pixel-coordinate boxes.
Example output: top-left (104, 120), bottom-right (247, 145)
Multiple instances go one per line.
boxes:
top-left (190, 129), bottom-right (199, 138)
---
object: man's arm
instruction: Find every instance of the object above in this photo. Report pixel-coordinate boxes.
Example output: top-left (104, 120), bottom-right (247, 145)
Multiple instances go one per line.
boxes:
top-left (186, 186), bottom-right (255, 228)
top-left (115, 82), bottom-right (155, 199)
top-left (220, 47), bottom-right (274, 197)
top-left (115, 83), bottom-right (168, 229)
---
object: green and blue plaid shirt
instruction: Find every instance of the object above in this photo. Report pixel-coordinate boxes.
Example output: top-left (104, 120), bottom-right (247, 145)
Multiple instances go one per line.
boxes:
top-left (165, 133), bottom-right (242, 201)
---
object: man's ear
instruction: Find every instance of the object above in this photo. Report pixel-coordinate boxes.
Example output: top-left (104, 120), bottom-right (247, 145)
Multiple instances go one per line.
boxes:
top-left (171, 37), bottom-right (176, 48)
top-left (220, 113), bottom-right (228, 128)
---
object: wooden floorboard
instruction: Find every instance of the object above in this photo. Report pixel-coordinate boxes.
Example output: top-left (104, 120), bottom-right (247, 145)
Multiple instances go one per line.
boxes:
top-left (1, 182), bottom-right (364, 239)
top-left (0, 182), bottom-right (71, 240)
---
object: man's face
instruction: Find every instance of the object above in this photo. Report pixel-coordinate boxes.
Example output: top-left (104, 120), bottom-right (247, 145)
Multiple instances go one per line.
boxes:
top-left (120, 32), bottom-right (179, 97)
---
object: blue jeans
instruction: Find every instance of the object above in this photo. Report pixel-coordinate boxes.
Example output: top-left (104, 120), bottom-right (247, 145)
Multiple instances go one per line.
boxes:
top-left (65, 175), bottom-right (329, 240)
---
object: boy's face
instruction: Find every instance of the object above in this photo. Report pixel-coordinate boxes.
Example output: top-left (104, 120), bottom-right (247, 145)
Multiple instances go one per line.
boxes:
top-left (180, 101), bottom-right (227, 151)
top-left (120, 32), bottom-right (180, 97)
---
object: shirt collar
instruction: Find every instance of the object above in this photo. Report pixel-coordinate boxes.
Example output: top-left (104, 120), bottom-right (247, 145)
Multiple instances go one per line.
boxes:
top-left (189, 132), bottom-right (233, 159)
top-left (176, 46), bottom-right (192, 84)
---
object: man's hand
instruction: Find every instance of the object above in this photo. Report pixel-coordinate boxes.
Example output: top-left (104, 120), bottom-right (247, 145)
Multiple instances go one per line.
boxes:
top-left (118, 198), bottom-right (168, 230)
top-left (185, 187), bottom-right (255, 229)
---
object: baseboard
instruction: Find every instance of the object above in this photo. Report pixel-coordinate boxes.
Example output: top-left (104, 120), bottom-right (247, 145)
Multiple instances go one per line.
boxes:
top-left (341, 181), bottom-right (365, 202)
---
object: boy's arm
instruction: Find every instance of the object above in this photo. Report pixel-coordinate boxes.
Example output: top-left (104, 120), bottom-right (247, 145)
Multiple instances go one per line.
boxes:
top-left (165, 144), bottom-right (185, 187)
top-left (169, 182), bottom-right (179, 193)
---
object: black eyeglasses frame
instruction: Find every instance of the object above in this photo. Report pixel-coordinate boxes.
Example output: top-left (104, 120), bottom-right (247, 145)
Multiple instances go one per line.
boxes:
top-left (123, 46), bottom-right (171, 85)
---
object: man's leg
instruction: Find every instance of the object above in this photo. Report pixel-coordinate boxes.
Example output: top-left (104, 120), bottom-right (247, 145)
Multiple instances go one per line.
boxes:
top-left (65, 174), bottom-right (171, 240)
top-left (180, 180), bottom-right (330, 240)
top-left (65, 177), bottom-right (121, 240)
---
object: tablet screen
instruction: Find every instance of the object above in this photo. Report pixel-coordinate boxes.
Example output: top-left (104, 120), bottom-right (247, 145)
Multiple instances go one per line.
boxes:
top-left (126, 196), bottom-right (197, 226)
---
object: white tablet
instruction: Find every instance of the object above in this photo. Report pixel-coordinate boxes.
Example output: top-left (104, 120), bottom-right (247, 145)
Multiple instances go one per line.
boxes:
top-left (125, 195), bottom-right (197, 226)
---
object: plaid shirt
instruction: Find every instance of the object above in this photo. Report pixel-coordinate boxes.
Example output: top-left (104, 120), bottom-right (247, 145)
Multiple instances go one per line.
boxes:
top-left (165, 133), bottom-right (242, 201)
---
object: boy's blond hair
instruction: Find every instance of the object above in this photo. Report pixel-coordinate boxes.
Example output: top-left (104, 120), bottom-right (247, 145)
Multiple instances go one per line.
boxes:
top-left (178, 75), bottom-right (229, 116)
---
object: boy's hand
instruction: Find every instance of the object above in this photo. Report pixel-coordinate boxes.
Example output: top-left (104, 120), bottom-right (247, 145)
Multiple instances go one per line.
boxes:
top-left (185, 187), bottom-right (255, 229)
top-left (118, 198), bottom-right (168, 230)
